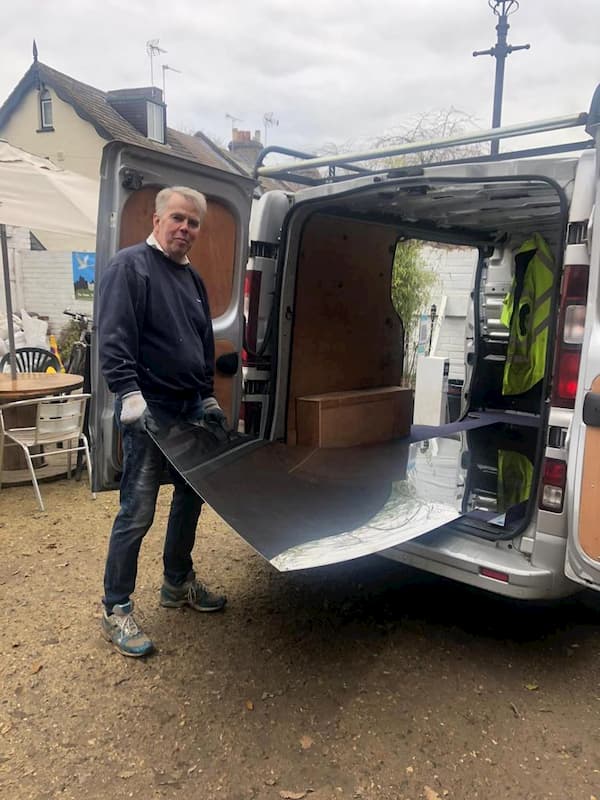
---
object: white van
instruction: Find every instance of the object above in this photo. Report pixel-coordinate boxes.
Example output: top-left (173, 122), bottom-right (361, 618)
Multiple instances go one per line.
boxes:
top-left (92, 85), bottom-right (600, 601)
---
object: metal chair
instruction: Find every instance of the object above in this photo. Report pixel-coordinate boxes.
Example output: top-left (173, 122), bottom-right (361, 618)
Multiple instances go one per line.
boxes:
top-left (0, 347), bottom-right (61, 373)
top-left (0, 393), bottom-right (95, 510)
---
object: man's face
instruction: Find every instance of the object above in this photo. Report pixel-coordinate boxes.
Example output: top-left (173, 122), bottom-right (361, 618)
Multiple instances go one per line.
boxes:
top-left (153, 193), bottom-right (202, 262)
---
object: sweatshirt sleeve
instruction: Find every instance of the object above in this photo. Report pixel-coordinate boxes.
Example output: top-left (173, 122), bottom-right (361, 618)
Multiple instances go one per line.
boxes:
top-left (97, 252), bottom-right (147, 397)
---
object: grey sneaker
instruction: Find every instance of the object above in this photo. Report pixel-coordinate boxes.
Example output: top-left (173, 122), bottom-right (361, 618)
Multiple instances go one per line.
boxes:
top-left (160, 572), bottom-right (226, 612)
top-left (101, 601), bottom-right (154, 657)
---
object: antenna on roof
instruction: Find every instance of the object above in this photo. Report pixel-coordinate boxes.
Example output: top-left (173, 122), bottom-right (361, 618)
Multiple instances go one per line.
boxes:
top-left (225, 112), bottom-right (243, 138)
top-left (146, 39), bottom-right (167, 88)
top-left (161, 64), bottom-right (182, 102)
top-left (263, 112), bottom-right (279, 146)
top-left (32, 40), bottom-right (38, 63)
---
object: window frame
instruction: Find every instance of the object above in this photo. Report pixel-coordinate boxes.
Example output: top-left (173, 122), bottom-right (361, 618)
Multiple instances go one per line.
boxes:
top-left (39, 88), bottom-right (54, 131)
top-left (146, 101), bottom-right (165, 144)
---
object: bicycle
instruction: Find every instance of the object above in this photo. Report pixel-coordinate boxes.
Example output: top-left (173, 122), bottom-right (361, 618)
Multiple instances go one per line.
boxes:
top-left (63, 310), bottom-right (92, 378)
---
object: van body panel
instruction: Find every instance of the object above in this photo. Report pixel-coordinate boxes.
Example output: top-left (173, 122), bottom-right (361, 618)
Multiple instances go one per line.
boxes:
top-left (564, 150), bottom-right (600, 591)
top-left (384, 528), bottom-right (576, 599)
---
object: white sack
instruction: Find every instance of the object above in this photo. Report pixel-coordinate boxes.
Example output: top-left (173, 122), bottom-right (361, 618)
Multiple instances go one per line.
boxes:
top-left (21, 308), bottom-right (48, 349)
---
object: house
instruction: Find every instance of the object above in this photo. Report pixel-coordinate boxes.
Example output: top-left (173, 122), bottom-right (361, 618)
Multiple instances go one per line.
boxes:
top-left (0, 47), bottom-right (247, 186)
top-left (0, 47), bottom-right (253, 330)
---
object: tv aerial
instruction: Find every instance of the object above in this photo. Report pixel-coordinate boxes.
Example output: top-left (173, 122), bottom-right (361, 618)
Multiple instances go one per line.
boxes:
top-left (263, 112), bottom-right (279, 145)
top-left (161, 64), bottom-right (182, 101)
top-left (225, 112), bottom-right (243, 137)
top-left (146, 39), bottom-right (167, 87)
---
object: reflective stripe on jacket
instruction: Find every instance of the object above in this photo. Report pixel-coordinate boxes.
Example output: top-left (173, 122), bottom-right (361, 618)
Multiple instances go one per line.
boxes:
top-left (501, 233), bottom-right (554, 395)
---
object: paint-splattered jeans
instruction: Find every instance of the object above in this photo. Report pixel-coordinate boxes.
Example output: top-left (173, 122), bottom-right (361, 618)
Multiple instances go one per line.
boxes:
top-left (102, 394), bottom-right (204, 610)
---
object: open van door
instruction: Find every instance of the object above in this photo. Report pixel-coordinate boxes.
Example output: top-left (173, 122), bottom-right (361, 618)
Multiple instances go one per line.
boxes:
top-left (565, 156), bottom-right (600, 592)
top-left (91, 141), bottom-right (255, 490)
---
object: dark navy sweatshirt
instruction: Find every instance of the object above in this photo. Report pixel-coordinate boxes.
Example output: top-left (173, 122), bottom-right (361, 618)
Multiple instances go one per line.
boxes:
top-left (98, 242), bottom-right (215, 400)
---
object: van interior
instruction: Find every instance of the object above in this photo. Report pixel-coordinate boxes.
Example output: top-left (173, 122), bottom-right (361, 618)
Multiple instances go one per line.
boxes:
top-left (143, 160), bottom-right (577, 570)
top-left (272, 166), bottom-right (572, 543)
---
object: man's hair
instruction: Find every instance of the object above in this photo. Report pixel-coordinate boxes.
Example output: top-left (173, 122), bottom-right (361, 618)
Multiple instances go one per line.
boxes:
top-left (155, 186), bottom-right (208, 222)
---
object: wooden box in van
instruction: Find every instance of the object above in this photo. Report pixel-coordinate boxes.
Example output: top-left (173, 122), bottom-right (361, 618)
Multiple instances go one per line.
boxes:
top-left (296, 386), bottom-right (412, 449)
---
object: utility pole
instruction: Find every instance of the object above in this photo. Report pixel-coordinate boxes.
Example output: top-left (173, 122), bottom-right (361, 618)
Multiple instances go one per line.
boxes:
top-left (473, 0), bottom-right (530, 155)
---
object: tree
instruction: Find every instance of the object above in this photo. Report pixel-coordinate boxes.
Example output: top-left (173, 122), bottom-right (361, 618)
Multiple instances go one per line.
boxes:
top-left (312, 108), bottom-right (486, 174)
top-left (373, 107), bottom-right (485, 165)
top-left (391, 239), bottom-right (438, 387)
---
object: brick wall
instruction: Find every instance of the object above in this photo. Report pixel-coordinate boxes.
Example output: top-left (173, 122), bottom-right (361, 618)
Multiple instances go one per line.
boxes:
top-left (17, 250), bottom-right (93, 334)
top-left (0, 226), bottom-right (93, 338)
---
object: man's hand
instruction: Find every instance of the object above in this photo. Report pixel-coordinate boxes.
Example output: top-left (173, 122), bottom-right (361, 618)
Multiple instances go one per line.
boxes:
top-left (202, 396), bottom-right (228, 431)
top-left (120, 391), bottom-right (147, 425)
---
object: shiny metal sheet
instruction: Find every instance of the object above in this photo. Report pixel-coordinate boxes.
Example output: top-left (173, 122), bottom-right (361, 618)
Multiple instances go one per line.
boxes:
top-left (149, 419), bottom-right (464, 571)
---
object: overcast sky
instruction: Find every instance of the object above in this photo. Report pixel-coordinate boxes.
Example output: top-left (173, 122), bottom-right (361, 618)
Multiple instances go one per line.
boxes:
top-left (2, 0), bottom-right (598, 159)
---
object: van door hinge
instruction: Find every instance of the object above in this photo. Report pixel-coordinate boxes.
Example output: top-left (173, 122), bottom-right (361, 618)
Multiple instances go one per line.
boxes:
top-left (567, 220), bottom-right (588, 245)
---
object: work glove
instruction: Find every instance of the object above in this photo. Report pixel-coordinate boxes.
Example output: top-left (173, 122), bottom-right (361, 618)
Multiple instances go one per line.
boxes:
top-left (120, 391), bottom-right (147, 425)
top-left (202, 396), bottom-right (228, 431)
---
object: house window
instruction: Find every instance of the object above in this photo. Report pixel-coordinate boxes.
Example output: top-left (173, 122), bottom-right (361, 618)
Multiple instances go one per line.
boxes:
top-left (147, 101), bottom-right (165, 143)
top-left (39, 88), bottom-right (53, 129)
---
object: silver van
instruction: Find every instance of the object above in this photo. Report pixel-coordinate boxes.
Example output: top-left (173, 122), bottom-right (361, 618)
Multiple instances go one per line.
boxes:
top-left (92, 85), bottom-right (600, 601)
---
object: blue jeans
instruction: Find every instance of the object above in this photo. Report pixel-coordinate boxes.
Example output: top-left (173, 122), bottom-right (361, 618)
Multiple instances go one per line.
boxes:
top-left (103, 395), bottom-right (204, 609)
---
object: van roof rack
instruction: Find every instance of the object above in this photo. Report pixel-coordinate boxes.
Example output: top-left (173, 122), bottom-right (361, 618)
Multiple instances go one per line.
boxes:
top-left (254, 85), bottom-right (599, 187)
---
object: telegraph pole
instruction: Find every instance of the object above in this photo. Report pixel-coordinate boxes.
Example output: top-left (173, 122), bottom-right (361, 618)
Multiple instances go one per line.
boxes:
top-left (473, 0), bottom-right (530, 155)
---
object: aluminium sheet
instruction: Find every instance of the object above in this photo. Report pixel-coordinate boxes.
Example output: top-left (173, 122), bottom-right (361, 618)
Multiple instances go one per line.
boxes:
top-left (148, 419), bottom-right (463, 571)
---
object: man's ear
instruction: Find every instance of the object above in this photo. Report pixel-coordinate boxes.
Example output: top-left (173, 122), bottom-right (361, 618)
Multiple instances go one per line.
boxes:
top-left (152, 213), bottom-right (160, 230)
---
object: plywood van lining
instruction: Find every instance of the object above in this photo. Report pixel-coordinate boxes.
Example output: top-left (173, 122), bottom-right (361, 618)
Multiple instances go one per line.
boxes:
top-left (280, 172), bottom-right (567, 539)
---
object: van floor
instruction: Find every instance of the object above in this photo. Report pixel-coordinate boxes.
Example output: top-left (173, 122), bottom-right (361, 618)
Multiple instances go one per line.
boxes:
top-left (152, 411), bottom-right (541, 571)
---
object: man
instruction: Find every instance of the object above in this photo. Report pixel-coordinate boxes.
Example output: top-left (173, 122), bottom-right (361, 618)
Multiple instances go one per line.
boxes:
top-left (98, 186), bottom-right (227, 658)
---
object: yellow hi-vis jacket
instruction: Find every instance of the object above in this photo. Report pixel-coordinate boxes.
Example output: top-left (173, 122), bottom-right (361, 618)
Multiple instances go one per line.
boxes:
top-left (498, 450), bottom-right (533, 512)
top-left (500, 233), bottom-right (554, 396)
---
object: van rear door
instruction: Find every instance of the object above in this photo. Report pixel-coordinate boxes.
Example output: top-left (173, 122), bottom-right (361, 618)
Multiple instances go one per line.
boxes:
top-left (91, 140), bottom-right (255, 490)
top-left (564, 153), bottom-right (600, 591)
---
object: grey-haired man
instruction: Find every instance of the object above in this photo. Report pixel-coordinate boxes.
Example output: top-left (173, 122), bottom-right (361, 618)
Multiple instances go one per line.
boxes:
top-left (98, 186), bottom-right (227, 657)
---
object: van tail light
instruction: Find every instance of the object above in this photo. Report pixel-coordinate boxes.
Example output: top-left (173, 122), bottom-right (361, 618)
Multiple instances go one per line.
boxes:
top-left (243, 270), bottom-right (262, 366)
top-left (552, 265), bottom-right (588, 408)
top-left (539, 458), bottom-right (567, 513)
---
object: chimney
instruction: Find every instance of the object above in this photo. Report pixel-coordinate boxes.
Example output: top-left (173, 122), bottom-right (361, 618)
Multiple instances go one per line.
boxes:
top-left (106, 87), bottom-right (167, 144)
top-left (228, 129), bottom-right (262, 170)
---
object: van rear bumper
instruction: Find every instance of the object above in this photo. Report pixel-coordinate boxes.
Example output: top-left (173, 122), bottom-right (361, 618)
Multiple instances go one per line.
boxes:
top-left (381, 529), bottom-right (578, 600)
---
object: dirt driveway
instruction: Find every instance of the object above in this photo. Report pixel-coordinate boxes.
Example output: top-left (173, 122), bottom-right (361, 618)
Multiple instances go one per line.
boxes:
top-left (1, 479), bottom-right (600, 800)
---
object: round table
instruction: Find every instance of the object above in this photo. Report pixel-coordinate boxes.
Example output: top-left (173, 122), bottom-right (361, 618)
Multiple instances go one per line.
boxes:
top-left (0, 372), bottom-right (84, 402)
top-left (0, 373), bottom-right (85, 478)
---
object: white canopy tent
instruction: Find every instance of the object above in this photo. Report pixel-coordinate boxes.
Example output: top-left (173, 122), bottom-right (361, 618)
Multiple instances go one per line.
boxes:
top-left (0, 140), bottom-right (98, 377)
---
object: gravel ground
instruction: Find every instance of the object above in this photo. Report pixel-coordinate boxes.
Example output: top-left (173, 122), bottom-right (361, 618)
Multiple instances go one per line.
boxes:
top-left (1, 478), bottom-right (600, 800)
